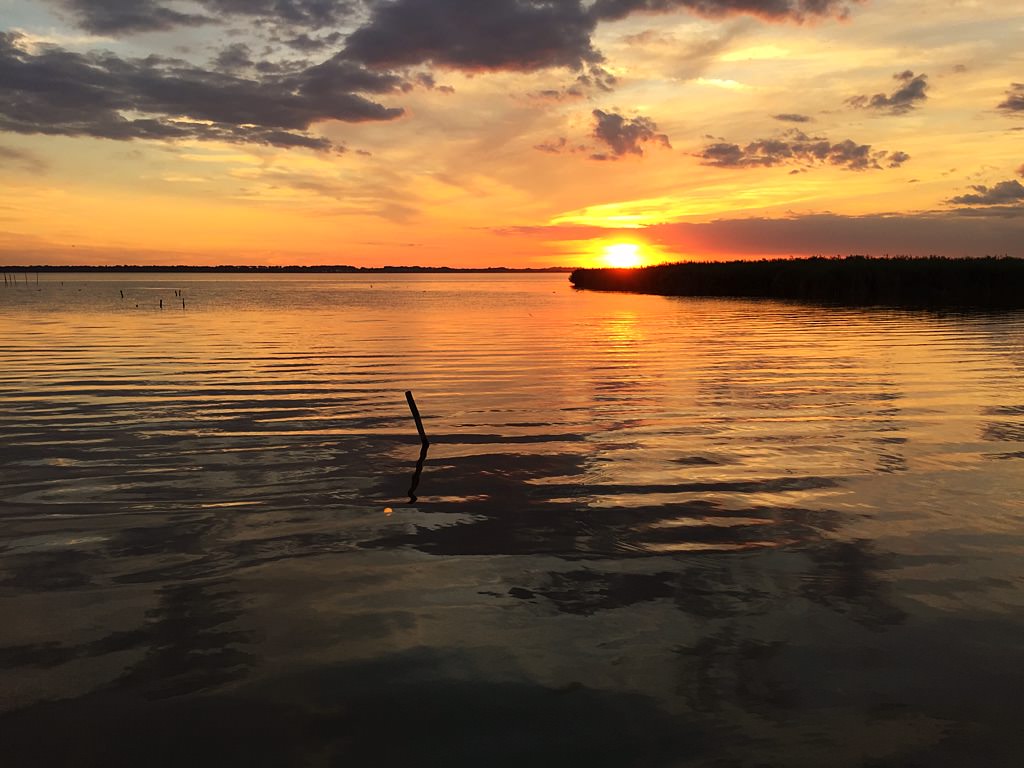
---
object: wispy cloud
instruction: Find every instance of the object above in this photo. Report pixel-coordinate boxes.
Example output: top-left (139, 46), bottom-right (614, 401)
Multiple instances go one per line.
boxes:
top-left (0, 144), bottom-right (46, 172)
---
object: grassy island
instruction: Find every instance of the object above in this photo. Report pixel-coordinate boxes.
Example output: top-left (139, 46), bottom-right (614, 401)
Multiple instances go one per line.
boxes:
top-left (570, 256), bottom-right (1024, 309)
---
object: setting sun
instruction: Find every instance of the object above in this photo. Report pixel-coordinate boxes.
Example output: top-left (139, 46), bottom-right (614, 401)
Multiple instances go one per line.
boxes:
top-left (602, 243), bottom-right (644, 268)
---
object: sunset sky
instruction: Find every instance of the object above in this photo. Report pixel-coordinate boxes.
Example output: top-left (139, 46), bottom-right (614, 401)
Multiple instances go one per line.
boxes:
top-left (0, 0), bottom-right (1021, 267)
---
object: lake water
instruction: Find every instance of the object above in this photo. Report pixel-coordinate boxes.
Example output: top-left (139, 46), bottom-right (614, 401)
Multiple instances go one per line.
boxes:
top-left (1, 272), bottom-right (1023, 766)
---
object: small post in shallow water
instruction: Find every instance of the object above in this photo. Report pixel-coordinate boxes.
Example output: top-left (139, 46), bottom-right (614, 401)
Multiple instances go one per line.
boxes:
top-left (405, 390), bottom-right (429, 447)
top-left (404, 391), bottom-right (430, 503)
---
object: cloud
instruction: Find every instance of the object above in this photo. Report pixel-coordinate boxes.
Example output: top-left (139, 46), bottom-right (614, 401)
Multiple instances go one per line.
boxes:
top-left (848, 70), bottom-right (928, 114)
top-left (535, 137), bottom-right (568, 154)
top-left (948, 179), bottom-right (1024, 206)
top-left (344, 0), bottom-right (602, 72)
top-left (529, 64), bottom-right (617, 101)
top-left (697, 129), bottom-right (908, 171)
top-left (0, 32), bottom-right (404, 151)
top-left (886, 151), bottom-right (910, 168)
top-left (200, 0), bottom-right (353, 27)
top-left (46, 0), bottom-right (355, 35)
top-left (997, 83), bottom-right (1024, 112)
top-left (41, 0), bottom-right (863, 87)
top-left (0, 144), bottom-right (46, 172)
top-left (343, 0), bottom-right (858, 75)
top-left (213, 43), bottom-right (253, 72)
top-left (773, 113), bottom-right (811, 123)
top-left (505, 210), bottom-right (1024, 258)
top-left (643, 212), bottom-right (1024, 255)
top-left (50, 0), bottom-right (212, 34)
top-left (278, 32), bottom-right (344, 53)
top-left (591, 109), bottom-right (670, 159)
top-left (589, 0), bottom-right (860, 23)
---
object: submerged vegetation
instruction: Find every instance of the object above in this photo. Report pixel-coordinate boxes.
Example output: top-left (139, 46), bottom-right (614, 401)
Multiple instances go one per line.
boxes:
top-left (570, 256), bottom-right (1024, 309)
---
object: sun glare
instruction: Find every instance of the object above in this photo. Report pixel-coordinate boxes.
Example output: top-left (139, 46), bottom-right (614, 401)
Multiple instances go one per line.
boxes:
top-left (603, 243), bottom-right (643, 268)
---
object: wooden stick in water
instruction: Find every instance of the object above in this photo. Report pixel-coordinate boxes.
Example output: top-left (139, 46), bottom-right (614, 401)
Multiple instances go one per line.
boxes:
top-left (405, 390), bottom-right (429, 446)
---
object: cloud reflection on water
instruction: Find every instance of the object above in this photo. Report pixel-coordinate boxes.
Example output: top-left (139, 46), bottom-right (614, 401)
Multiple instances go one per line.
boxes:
top-left (2, 275), bottom-right (1024, 765)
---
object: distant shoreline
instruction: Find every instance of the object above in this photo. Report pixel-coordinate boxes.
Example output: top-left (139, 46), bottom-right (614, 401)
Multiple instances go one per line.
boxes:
top-left (0, 265), bottom-right (573, 274)
top-left (570, 256), bottom-right (1024, 309)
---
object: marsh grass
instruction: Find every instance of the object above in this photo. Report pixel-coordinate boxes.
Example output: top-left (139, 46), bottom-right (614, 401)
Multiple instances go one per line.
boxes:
top-left (570, 256), bottom-right (1024, 309)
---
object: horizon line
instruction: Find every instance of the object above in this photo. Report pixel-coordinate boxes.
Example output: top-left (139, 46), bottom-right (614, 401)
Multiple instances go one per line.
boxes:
top-left (0, 264), bottom-right (577, 273)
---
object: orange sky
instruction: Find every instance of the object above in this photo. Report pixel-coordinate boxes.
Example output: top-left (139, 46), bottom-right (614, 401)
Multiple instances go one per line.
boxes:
top-left (0, 0), bottom-right (1022, 267)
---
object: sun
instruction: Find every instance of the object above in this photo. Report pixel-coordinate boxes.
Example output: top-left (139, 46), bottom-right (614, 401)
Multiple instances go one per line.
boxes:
top-left (602, 243), bottom-right (643, 268)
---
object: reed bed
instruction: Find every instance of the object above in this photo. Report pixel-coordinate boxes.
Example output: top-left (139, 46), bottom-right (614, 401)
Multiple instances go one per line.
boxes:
top-left (570, 256), bottom-right (1024, 309)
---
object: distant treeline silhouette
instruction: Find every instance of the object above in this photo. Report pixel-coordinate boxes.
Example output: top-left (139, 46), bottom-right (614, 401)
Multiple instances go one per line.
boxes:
top-left (570, 256), bottom-right (1024, 309)
top-left (2, 265), bottom-right (573, 274)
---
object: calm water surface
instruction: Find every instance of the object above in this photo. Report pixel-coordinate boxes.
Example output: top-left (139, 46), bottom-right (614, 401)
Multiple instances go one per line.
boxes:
top-left (1, 273), bottom-right (1023, 766)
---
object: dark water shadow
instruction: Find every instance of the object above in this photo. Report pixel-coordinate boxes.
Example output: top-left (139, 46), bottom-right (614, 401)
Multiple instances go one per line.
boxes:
top-left (0, 579), bottom-right (255, 698)
top-left (0, 648), bottom-right (710, 768)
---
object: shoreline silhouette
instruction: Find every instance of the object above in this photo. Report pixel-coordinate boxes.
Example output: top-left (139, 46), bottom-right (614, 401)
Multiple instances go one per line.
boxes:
top-left (570, 255), bottom-right (1024, 309)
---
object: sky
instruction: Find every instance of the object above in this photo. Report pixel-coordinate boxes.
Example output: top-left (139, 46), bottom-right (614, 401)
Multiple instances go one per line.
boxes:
top-left (0, 0), bottom-right (1021, 267)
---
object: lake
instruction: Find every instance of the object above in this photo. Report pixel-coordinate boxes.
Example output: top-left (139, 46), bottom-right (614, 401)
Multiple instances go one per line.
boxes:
top-left (1, 272), bottom-right (1023, 766)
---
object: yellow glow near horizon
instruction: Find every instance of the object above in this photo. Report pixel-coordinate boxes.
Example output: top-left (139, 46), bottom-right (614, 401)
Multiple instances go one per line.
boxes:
top-left (602, 243), bottom-right (644, 268)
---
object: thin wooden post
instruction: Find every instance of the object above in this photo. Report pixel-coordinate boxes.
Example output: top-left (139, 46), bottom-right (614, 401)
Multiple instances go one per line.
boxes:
top-left (405, 390), bottom-right (429, 446)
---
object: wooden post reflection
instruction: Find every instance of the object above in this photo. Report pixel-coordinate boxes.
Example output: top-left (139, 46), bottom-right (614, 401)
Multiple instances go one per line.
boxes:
top-left (408, 442), bottom-right (429, 504)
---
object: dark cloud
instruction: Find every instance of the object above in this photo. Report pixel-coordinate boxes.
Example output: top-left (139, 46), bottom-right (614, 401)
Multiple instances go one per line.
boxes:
top-left (589, 0), bottom-right (860, 23)
top-left (279, 32), bottom-right (344, 52)
top-left (698, 129), bottom-right (908, 171)
top-left (200, 0), bottom-right (354, 26)
top-left (341, 0), bottom-right (857, 75)
top-left (997, 83), bottom-right (1024, 112)
top-left (213, 43), bottom-right (253, 72)
top-left (44, 0), bottom-right (861, 85)
top-left (0, 144), bottom-right (46, 172)
top-left (504, 210), bottom-right (1024, 257)
top-left (47, 0), bottom-right (354, 35)
top-left (848, 70), bottom-right (928, 114)
top-left (645, 212), bottom-right (1024, 256)
top-left (773, 113), bottom-right (812, 123)
top-left (948, 179), bottom-right (1024, 206)
top-left (53, 0), bottom-right (210, 34)
top-left (0, 32), bottom-right (403, 151)
top-left (344, 0), bottom-right (601, 72)
top-left (591, 109), bottom-right (670, 159)
top-left (887, 150), bottom-right (910, 168)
